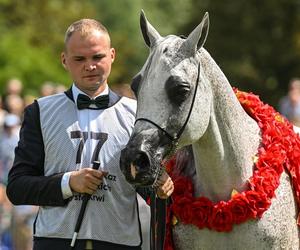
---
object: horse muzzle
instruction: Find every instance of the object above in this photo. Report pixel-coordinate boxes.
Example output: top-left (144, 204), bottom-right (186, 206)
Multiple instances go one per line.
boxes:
top-left (120, 147), bottom-right (158, 186)
top-left (120, 127), bottom-right (172, 187)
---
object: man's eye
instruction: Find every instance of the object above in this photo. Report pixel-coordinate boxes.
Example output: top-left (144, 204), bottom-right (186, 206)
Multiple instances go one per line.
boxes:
top-left (93, 55), bottom-right (105, 60)
top-left (74, 58), bottom-right (84, 62)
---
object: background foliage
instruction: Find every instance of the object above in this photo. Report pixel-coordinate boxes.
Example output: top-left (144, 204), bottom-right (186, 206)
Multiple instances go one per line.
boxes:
top-left (0, 0), bottom-right (299, 106)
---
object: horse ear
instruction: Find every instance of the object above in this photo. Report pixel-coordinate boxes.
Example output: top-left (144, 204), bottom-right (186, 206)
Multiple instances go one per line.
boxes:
top-left (185, 12), bottom-right (209, 54)
top-left (140, 10), bottom-right (162, 48)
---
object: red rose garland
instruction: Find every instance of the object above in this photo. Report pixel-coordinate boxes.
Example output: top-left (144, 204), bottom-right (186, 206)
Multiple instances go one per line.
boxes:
top-left (164, 89), bottom-right (300, 250)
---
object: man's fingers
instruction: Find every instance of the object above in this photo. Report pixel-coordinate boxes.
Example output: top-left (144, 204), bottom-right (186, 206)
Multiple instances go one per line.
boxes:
top-left (160, 180), bottom-right (174, 193)
top-left (167, 189), bottom-right (173, 196)
top-left (85, 187), bottom-right (95, 195)
top-left (87, 181), bottom-right (100, 191)
top-left (157, 176), bottom-right (172, 186)
top-left (70, 168), bottom-right (109, 194)
top-left (156, 174), bottom-right (174, 199)
top-left (88, 169), bottom-right (108, 178)
top-left (156, 171), bottom-right (168, 183)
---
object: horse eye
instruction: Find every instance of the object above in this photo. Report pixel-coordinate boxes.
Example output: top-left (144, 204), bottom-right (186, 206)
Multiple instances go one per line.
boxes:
top-left (131, 74), bottom-right (142, 96)
top-left (165, 76), bottom-right (191, 105)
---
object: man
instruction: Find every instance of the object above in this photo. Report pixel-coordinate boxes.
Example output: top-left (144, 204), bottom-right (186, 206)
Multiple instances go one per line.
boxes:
top-left (6, 19), bottom-right (174, 250)
top-left (279, 78), bottom-right (300, 127)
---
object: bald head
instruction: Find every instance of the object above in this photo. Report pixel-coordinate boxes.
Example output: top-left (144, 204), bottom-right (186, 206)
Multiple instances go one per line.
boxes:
top-left (64, 19), bottom-right (111, 51)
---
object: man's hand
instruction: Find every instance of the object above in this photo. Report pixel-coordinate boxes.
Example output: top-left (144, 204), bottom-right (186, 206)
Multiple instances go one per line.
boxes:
top-left (156, 171), bottom-right (174, 199)
top-left (69, 168), bottom-right (108, 194)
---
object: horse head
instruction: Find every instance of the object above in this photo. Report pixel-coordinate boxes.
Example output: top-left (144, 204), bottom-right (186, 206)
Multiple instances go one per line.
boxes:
top-left (120, 11), bottom-right (210, 187)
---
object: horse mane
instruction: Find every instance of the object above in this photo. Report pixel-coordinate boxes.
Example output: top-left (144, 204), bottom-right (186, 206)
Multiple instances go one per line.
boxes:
top-left (198, 48), bottom-right (233, 93)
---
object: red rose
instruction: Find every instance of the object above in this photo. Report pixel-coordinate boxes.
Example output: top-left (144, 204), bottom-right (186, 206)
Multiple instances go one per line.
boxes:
top-left (246, 190), bottom-right (271, 218)
top-left (173, 176), bottom-right (193, 198)
top-left (256, 151), bottom-right (284, 174)
top-left (229, 193), bottom-right (256, 224)
top-left (172, 196), bottom-right (194, 224)
top-left (250, 168), bottom-right (279, 199)
top-left (191, 197), bottom-right (213, 229)
top-left (164, 157), bottom-right (176, 174)
top-left (209, 201), bottom-right (233, 232)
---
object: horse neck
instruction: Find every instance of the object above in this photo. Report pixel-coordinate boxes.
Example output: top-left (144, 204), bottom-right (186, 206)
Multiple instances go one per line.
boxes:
top-left (192, 49), bottom-right (261, 202)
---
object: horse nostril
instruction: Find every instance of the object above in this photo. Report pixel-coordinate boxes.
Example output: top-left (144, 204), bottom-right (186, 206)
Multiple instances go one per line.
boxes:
top-left (120, 148), bottom-right (151, 183)
top-left (133, 152), bottom-right (150, 173)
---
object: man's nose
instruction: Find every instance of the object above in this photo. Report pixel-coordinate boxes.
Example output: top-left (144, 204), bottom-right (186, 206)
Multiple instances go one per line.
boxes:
top-left (85, 61), bottom-right (96, 71)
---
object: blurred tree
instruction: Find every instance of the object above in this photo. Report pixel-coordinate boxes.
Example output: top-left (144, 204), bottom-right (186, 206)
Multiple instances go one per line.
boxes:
top-left (0, 0), bottom-right (95, 95)
top-left (0, 0), bottom-right (194, 95)
top-left (92, 0), bottom-right (145, 85)
top-left (178, 0), bottom-right (300, 106)
top-left (92, 0), bottom-right (193, 85)
top-left (0, 0), bottom-right (299, 108)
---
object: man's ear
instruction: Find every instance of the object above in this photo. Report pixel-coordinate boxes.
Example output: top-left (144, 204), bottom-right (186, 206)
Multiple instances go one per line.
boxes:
top-left (61, 52), bottom-right (67, 69)
top-left (110, 48), bottom-right (115, 63)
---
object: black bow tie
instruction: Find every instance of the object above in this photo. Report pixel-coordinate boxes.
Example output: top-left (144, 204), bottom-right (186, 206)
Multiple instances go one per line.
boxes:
top-left (77, 93), bottom-right (109, 110)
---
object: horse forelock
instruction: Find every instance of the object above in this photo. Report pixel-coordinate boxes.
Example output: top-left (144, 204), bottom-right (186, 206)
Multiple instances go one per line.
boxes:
top-left (149, 36), bottom-right (194, 68)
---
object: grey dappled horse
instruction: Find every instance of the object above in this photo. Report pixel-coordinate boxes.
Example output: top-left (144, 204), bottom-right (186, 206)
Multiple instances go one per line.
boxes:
top-left (120, 11), bottom-right (300, 249)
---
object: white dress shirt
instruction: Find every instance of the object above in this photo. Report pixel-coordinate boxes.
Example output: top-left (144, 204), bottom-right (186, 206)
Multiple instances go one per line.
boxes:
top-left (61, 83), bottom-right (109, 199)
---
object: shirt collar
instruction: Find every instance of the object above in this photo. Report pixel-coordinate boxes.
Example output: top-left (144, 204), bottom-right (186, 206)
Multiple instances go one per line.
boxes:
top-left (72, 83), bottom-right (109, 105)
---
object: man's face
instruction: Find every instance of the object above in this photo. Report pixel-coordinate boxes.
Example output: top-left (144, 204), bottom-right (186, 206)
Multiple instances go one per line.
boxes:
top-left (61, 30), bottom-right (115, 96)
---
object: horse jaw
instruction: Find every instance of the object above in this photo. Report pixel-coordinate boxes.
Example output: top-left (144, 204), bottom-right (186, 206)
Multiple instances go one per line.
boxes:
top-left (178, 67), bottom-right (213, 147)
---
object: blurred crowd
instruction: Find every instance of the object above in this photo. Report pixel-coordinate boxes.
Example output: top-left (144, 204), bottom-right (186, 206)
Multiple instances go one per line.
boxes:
top-left (278, 78), bottom-right (300, 127)
top-left (0, 78), bottom-right (67, 250)
top-left (0, 78), bottom-right (134, 250)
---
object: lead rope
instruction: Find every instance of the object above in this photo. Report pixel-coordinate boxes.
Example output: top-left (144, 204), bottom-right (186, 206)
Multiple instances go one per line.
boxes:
top-left (150, 190), bottom-right (157, 250)
top-left (149, 189), bottom-right (168, 250)
top-left (149, 142), bottom-right (179, 250)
